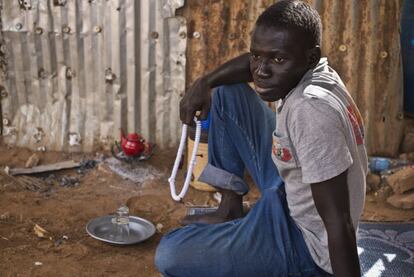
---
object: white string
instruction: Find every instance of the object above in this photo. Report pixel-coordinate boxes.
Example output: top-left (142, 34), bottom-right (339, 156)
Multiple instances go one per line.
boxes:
top-left (168, 119), bottom-right (202, 201)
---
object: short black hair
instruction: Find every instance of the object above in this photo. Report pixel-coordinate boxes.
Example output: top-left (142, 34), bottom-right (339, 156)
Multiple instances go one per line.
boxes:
top-left (256, 0), bottom-right (322, 48)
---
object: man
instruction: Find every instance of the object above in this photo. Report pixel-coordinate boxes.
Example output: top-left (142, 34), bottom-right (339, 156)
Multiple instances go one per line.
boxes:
top-left (156, 1), bottom-right (367, 276)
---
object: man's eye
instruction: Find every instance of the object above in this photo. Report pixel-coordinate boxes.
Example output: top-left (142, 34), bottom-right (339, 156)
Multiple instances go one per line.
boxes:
top-left (273, 57), bottom-right (284, 63)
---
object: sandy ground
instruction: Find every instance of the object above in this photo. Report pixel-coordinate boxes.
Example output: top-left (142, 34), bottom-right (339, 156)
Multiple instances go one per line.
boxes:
top-left (0, 144), bottom-right (413, 277)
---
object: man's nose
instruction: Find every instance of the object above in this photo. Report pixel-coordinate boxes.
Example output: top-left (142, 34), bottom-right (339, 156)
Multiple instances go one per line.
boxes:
top-left (255, 59), bottom-right (271, 78)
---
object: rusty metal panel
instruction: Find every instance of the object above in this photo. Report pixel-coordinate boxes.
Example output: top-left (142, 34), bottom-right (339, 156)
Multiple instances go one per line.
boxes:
top-left (181, 0), bottom-right (404, 156)
top-left (0, 0), bottom-right (186, 152)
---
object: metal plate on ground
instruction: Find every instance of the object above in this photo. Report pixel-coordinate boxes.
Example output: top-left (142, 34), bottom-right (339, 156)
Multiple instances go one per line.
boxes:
top-left (186, 206), bottom-right (218, 216)
top-left (86, 215), bottom-right (156, 245)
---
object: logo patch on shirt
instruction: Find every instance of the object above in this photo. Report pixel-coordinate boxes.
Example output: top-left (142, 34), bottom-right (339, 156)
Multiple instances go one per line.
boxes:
top-left (346, 105), bottom-right (364, 145)
top-left (272, 137), bottom-right (292, 162)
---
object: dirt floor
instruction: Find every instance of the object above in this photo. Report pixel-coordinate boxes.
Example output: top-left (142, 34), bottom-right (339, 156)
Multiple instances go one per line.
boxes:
top-left (0, 144), bottom-right (413, 277)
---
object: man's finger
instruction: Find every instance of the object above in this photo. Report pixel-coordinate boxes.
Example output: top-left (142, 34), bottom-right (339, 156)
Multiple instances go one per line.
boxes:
top-left (199, 107), bottom-right (209, 121)
top-left (184, 109), bottom-right (197, 126)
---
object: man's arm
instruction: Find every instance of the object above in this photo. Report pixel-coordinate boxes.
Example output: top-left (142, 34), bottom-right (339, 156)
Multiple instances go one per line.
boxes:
top-left (311, 170), bottom-right (361, 277)
top-left (180, 53), bottom-right (252, 125)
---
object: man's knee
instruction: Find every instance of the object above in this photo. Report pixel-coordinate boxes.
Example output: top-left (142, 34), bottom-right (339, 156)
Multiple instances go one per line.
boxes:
top-left (211, 83), bottom-right (256, 119)
top-left (213, 83), bottom-right (253, 103)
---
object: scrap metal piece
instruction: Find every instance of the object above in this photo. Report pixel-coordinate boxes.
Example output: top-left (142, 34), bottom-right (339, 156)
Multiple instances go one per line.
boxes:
top-left (8, 160), bottom-right (82, 176)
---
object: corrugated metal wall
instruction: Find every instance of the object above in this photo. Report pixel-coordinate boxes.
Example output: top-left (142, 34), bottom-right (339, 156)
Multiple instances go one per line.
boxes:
top-left (0, 0), bottom-right (186, 152)
top-left (0, 0), bottom-right (406, 156)
top-left (180, 0), bottom-right (404, 156)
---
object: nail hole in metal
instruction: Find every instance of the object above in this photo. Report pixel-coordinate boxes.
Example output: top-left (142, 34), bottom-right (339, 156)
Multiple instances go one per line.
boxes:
top-left (35, 27), bottom-right (43, 35)
top-left (66, 67), bottom-right (75, 79)
top-left (151, 32), bottom-right (159, 39)
top-left (38, 68), bottom-right (47, 79)
top-left (18, 0), bottom-right (32, 10)
top-left (53, 0), bottom-right (66, 6)
top-left (105, 68), bottom-right (116, 83)
top-left (15, 23), bottom-right (23, 31)
top-left (193, 31), bottom-right (201, 39)
top-left (62, 26), bottom-right (71, 34)
top-left (1, 89), bottom-right (8, 98)
top-left (94, 26), bottom-right (102, 33)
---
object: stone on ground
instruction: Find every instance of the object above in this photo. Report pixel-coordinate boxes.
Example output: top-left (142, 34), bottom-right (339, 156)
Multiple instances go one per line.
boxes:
top-left (385, 167), bottom-right (414, 194)
top-left (387, 192), bottom-right (414, 209)
top-left (366, 173), bottom-right (381, 192)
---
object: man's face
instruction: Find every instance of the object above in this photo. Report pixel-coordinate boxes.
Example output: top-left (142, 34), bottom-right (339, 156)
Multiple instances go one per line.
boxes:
top-left (250, 25), bottom-right (313, 102)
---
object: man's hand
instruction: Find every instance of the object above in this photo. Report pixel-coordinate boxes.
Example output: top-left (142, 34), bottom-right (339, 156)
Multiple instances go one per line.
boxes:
top-left (311, 170), bottom-right (361, 277)
top-left (179, 53), bottom-right (252, 126)
top-left (179, 76), bottom-right (212, 126)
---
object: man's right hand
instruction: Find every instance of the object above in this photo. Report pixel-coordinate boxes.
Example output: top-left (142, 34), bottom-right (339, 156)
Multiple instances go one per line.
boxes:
top-left (179, 76), bottom-right (212, 126)
top-left (179, 53), bottom-right (252, 126)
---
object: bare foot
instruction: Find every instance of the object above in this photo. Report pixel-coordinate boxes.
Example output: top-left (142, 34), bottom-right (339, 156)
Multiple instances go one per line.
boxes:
top-left (180, 189), bottom-right (244, 225)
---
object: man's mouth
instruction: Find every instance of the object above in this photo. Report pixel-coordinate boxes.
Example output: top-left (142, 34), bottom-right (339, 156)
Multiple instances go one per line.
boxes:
top-left (254, 85), bottom-right (276, 94)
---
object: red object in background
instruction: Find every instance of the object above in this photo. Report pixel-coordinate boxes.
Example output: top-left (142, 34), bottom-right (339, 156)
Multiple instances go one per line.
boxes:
top-left (120, 129), bottom-right (146, 156)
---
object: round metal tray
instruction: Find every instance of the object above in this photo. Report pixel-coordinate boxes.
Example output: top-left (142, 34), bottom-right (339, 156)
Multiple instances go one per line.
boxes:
top-left (86, 215), bottom-right (156, 245)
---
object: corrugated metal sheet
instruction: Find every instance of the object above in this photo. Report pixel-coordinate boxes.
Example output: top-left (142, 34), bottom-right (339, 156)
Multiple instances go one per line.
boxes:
top-left (180, 0), bottom-right (404, 156)
top-left (0, 0), bottom-right (186, 152)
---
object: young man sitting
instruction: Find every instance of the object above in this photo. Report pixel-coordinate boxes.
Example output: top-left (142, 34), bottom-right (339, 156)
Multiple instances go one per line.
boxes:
top-left (156, 1), bottom-right (367, 276)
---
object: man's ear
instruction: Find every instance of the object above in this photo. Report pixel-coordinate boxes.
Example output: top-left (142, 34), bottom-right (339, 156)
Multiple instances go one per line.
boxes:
top-left (308, 46), bottom-right (321, 68)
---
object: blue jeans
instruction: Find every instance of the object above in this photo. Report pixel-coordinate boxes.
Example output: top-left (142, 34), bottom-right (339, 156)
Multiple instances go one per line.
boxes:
top-left (155, 84), bottom-right (330, 276)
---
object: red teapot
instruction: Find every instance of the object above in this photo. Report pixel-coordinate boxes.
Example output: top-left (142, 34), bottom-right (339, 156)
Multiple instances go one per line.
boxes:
top-left (120, 129), bottom-right (145, 157)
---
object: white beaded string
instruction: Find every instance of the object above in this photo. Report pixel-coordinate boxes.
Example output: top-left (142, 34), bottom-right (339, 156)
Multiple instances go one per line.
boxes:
top-left (168, 119), bottom-right (202, 201)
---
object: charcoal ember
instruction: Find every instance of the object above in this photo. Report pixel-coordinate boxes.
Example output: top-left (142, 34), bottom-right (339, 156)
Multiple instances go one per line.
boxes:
top-left (60, 176), bottom-right (80, 187)
top-left (44, 174), bottom-right (58, 186)
top-left (77, 159), bottom-right (98, 175)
